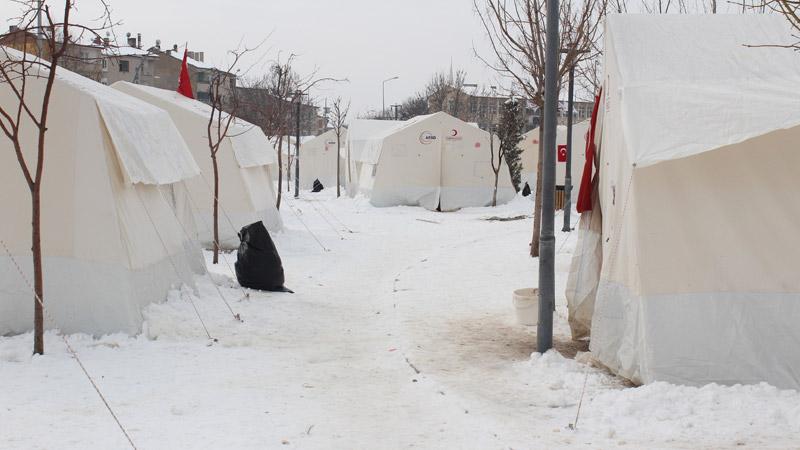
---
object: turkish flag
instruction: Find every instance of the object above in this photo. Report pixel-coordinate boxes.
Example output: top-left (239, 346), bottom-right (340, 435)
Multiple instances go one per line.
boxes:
top-left (576, 89), bottom-right (602, 213)
top-left (557, 144), bottom-right (567, 162)
top-left (177, 49), bottom-right (194, 99)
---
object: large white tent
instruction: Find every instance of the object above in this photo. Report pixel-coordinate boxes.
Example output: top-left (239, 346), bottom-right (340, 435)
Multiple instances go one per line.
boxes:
top-left (112, 82), bottom-right (282, 248)
top-left (566, 15), bottom-right (800, 389)
top-left (0, 50), bottom-right (203, 335)
top-left (520, 121), bottom-right (589, 191)
top-left (297, 129), bottom-right (346, 191)
top-left (352, 112), bottom-right (515, 211)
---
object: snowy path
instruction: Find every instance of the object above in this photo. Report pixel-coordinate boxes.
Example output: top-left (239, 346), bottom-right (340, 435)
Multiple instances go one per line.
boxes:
top-left (2, 193), bottom-right (800, 449)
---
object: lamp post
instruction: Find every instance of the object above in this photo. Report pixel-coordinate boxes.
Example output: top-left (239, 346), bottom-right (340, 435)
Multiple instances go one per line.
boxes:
top-left (538, 0), bottom-right (560, 354)
top-left (382, 76), bottom-right (399, 119)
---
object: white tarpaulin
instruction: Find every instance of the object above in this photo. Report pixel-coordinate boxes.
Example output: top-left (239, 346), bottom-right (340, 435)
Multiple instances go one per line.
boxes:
top-left (566, 15), bottom-right (800, 389)
top-left (607, 14), bottom-right (800, 167)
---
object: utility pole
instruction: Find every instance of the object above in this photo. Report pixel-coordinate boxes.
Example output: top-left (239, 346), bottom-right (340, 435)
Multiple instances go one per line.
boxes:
top-left (538, 0), bottom-right (559, 353)
top-left (562, 58), bottom-right (575, 232)
top-left (294, 90), bottom-right (302, 199)
top-left (382, 76), bottom-right (399, 119)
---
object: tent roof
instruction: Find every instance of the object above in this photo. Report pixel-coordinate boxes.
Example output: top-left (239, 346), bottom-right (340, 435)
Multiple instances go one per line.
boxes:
top-left (112, 81), bottom-right (276, 168)
top-left (1, 48), bottom-right (198, 185)
top-left (606, 14), bottom-right (800, 167)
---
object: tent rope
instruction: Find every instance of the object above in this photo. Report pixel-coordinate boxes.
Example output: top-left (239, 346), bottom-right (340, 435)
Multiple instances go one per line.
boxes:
top-left (302, 197), bottom-right (346, 240)
top-left (309, 198), bottom-right (354, 234)
top-left (283, 200), bottom-right (330, 252)
top-left (0, 239), bottom-right (138, 450)
top-left (131, 188), bottom-right (215, 342)
top-left (154, 186), bottom-right (243, 322)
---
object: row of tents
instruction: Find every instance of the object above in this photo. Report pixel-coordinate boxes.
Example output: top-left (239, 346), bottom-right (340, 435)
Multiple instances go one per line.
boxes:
top-left (566, 15), bottom-right (800, 389)
top-left (0, 48), bottom-right (282, 336)
top-left (283, 111), bottom-right (521, 211)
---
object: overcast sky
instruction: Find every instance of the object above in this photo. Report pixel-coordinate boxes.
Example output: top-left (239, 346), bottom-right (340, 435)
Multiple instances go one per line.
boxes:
top-left (1, 0), bottom-right (503, 116)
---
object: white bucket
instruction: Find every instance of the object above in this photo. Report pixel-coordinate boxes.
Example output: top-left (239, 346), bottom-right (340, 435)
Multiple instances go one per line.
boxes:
top-left (513, 288), bottom-right (539, 326)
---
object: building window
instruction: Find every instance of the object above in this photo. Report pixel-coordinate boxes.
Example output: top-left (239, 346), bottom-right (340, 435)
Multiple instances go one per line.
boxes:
top-left (101, 59), bottom-right (107, 69)
top-left (196, 71), bottom-right (208, 83)
top-left (119, 60), bottom-right (129, 72)
top-left (196, 91), bottom-right (210, 101)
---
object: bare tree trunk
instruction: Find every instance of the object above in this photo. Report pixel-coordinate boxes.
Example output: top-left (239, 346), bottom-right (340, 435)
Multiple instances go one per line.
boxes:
top-left (531, 123), bottom-right (545, 257)
top-left (212, 154), bottom-right (220, 264)
top-left (276, 135), bottom-right (283, 209)
top-left (32, 185), bottom-right (43, 355)
top-left (492, 169), bottom-right (499, 207)
top-left (336, 138), bottom-right (341, 198)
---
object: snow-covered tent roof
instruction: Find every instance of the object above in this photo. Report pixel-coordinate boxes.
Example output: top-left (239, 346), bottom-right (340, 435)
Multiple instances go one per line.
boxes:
top-left (2, 48), bottom-right (199, 185)
top-left (607, 14), bottom-right (800, 167)
top-left (112, 82), bottom-right (276, 168)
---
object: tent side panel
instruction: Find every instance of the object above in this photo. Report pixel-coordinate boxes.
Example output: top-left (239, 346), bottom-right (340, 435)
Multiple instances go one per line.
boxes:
top-left (627, 126), bottom-right (800, 388)
top-left (369, 119), bottom-right (441, 210)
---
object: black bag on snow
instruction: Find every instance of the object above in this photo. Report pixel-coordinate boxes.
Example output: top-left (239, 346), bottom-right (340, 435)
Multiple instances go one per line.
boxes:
top-left (522, 182), bottom-right (532, 197)
top-left (312, 179), bottom-right (324, 192)
top-left (234, 221), bottom-right (291, 292)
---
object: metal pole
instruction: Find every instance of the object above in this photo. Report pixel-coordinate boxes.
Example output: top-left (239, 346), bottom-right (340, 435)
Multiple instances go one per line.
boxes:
top-left (382, 81), bottom-right (386, 119)
top-left (562, 64), bottom-right (575, 232)
top-left (537, 0), bottom-right (559, 353)
top-left (36, 0), bottom-right (43, 57)
top-left (294, 93), bottom-right (301, 199)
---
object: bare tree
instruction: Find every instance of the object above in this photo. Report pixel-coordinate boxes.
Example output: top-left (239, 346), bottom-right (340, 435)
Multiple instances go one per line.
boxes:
top-left (0, 0), bottom-right (112, 354)
top-left (206, 46), bottom-right (258, 264)
top-left (398, 93), bottom-right (429, 119)
top-left (240, 54), bottom-right (302, 209)
top-left (475, 0), bottom-right (605, 257)
top-left (330, 97), bottom-right (350, 198)
top-left (425, 68), bottom-right (470, 120)
top-left (760, 0), bottom-right (800, 39)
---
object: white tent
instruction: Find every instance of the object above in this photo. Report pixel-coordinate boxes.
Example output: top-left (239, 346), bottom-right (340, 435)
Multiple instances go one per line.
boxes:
top-left (520, 121), bottom-right (589, 191)
top-left (353, 112), bottom-right (515, 211)
top-left (297, 129), bottom-right (346, 191)
top-left (566, 15), bottom-right (800, 389)
top-left (0, 50), bottom-right (203, 336)
top-left (113, 82), bottom-right (282, 247)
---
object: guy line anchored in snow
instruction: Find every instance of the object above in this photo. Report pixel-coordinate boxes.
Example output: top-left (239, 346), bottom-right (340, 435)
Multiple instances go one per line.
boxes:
top-left (283, 200), bottom-right (330, 252)
top-left (0, 239), bottom-right (139, 450)
top-left (308, 198), bottom-right (355, 234)
top-left (301, 197), bottom-right (346, 240)
top-left (132, 188), bottom-right (216, 342)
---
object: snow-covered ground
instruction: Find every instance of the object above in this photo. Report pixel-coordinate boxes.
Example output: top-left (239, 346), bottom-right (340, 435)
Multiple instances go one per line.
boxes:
top-left (2, 192), bottom-right (799, 449)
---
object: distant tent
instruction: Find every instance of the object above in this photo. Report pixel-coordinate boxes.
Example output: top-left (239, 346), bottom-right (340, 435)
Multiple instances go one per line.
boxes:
top-left (298, 129), bottom-right (346, 190)
top-left (352, 112), bottom-right (515, 211)
top-left (0, 50), bottom-right (203, 335)
top-left (566, 15), bottom-right (800, 389)
top-left (113, 82), bottom-right (282, 248)
top-left (519, 121), bottom-right (589, 194)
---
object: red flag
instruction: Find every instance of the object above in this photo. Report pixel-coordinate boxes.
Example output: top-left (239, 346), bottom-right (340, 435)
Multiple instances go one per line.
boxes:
top-left (177, 48), bottom-right (194, 99)
top-left (576, 89), bottom-right (602, 213)
top-left (557, 144), bottom-right (567, 162)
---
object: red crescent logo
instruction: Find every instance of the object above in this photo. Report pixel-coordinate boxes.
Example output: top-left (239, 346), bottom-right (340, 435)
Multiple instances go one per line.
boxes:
top-left (451, 129), bottom-right (458, 137)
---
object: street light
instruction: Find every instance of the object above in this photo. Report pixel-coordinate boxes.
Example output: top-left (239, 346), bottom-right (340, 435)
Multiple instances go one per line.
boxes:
top-left (382, 76), bottom-right (399, 119)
